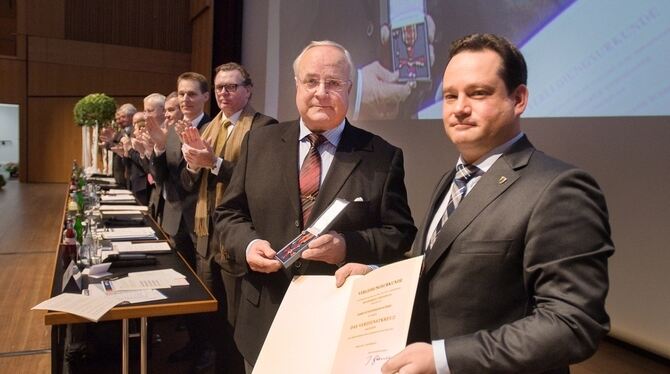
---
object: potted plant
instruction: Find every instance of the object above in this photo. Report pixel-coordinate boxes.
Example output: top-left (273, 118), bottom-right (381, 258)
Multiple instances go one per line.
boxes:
top-left (73, 93), bottom-right (116, 173)
top-left (4, 162), bottom-right (18, 178)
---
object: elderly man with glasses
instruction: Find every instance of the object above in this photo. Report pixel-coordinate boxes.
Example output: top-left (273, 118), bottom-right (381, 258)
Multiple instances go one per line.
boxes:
top-left (214, 40), bottom-right (417, 372)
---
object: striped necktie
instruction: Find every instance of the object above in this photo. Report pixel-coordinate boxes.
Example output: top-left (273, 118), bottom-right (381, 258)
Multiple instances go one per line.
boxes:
top-left (299, 133), bottom-right (327, 227)
top-left (426, 163), bottom-right (481, 251)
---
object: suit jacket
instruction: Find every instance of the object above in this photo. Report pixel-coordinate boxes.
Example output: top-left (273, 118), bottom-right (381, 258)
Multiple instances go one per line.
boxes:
top-left (410, 136), bottom-right (614, 373)
top-left (181, 109), bottom-right (278, 259)
top-left (151, 114), bottom-right (210, 236)
top-left (147, 176), bottom-right (162, 219)
top-left (125, 149), bottom-right (150, 194)
top-left (104, 130), bottom-right (129, 187)
top-left (214, 120), bottom-right (417, 364)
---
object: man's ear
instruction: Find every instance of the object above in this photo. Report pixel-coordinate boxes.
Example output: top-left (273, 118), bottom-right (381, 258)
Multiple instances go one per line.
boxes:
top-left (512, 84), bottom-right (528, 116)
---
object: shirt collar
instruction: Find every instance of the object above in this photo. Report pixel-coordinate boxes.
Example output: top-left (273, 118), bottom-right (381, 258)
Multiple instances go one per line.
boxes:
top-left (222, 109), bottom-right (243, 125)
top-left (187, 112), bottom-right (205, 128)
top-left (458, 132), bottom-right (525, 172)
top-left (298, 118), bottom-right (346, 147)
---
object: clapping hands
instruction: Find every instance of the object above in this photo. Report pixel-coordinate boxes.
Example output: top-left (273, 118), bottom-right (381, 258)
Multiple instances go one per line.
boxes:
top-left (181, 127), bottom-right (216, 170)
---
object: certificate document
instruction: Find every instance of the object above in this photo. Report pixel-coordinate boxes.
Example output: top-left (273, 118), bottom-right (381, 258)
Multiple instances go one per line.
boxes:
top-left (254, 255), bottom-right (424, 374)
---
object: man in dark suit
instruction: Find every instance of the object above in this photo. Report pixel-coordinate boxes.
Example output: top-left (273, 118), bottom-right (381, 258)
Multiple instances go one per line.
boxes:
top-left (149, 73), bottom-right (210, 266)
top-left (141, 93), bottom-right (166, 219)
top-left (348, 33), bottom-right (613, 374)
top-left (147, 72), bottom-right (213, 370)
top-left (180, 62), bottom-right (278, 373)
top-left (124, 112), bottom-right (152, 206)
top-left (99, 103), bottom-right (135, 187)
top-left (214, 41), bottom-right (416, 371)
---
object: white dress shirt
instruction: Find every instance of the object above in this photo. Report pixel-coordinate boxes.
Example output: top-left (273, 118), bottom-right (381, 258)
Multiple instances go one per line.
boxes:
top-left (297, 118), bottom-right (345, 183)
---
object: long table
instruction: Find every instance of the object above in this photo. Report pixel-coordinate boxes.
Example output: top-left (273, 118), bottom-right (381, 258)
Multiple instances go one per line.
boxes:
top-left (45, 186), bottom-right (217, 374)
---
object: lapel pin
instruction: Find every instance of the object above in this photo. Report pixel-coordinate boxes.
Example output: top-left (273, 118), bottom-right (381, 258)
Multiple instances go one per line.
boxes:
top-left (498, 176), bottom-right (508, 184)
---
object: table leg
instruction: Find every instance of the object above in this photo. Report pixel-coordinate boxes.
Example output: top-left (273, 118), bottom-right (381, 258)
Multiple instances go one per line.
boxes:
top-left (122, 319), bottom-right (129, 374)
top-left (141, 317), bottom-right (148, 374)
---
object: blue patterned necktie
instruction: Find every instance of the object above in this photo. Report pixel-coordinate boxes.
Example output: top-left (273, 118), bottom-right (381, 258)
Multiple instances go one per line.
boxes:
top-left (426, 164), bottom-right (481, 251)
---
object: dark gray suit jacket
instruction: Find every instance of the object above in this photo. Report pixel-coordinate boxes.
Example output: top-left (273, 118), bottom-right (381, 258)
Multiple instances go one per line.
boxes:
top-left (151, 114), bottom-right (210, 236)
top-left (125, 149), bottom-right (150, 193)
top-left (214, 120), bottom-right (417, 364)
top-left (103, 130), bottom-right (129, 188)
top-left (410, 136), bottom-right (614, 373)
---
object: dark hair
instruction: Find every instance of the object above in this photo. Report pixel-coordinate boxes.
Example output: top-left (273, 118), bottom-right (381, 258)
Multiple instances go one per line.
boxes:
top-left (177, 72), bottom-right (209, 94)
top-left (449, 33), bottom-right (527, 93)
top-left (215, 62), bottom-right (253, 87)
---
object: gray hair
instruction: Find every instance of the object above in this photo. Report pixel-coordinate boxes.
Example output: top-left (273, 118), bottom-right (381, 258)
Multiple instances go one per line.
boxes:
top-left (118, 103), bottom-right (137, 116)
top-left (144, 93), bottom-right (166, 108)
top-left (292, 40), bottom-right (355, 81)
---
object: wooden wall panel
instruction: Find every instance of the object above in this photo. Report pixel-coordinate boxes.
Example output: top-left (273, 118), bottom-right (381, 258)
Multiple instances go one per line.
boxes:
top-left (27, 97), bottom-right (81, 182)
top-left (24, 0), bottom-right (64, 38)
top-left (190, 0), bottom-right (213, 81)
top-left (28, 62), bottom-right (182, 98)
top-left (190, 0), bottom-right (211, 19)
top-left (0, 0), bottom-right (17, 57)
top-left (26, 37), bottom-right (190, 98)
top-left (28, 36), bottom-right (104, 67)
top-left (102, 43), bottom-right (191, 75)
top-left (27, 36), bottom-right (190, 73)
top-left (65, 0), bottom-right (190, 53)
top-left (15, 0), bottom-right (25, 35)
top-left (15, 0), bottom-right (26, 182)
top-left (101, 70), bottom-right (182, 97)
top-left (0, 58), bottom-right (25, 104)
top-left (156, 0), bottom-right (192, 52)
top-left (25, 34), bottom-right (46, 60)
top-left (14, 30), bottom-right (25, 60)
top-left (9, 1), bottom-right (194, 183)
top-left (25, 96), bottom-right (147, 183)
top-left (28, 61), bottom-right (106, 96)
top-left (0, 57), bottom-right (27, 182)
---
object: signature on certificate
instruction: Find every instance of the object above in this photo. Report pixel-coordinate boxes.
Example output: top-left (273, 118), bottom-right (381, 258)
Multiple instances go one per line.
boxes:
top-left (365, 353), bottom-right (392, 366)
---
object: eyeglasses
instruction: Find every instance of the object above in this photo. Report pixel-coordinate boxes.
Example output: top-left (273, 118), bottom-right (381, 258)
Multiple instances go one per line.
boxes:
top-left (214, 83), bottom-right (247, 93)
top-left (299, 77), bottom-right (350, 93)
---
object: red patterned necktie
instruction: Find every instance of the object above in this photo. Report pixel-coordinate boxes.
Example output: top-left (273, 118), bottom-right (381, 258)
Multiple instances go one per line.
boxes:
top-left (299, 133), bottom-right (327, 226)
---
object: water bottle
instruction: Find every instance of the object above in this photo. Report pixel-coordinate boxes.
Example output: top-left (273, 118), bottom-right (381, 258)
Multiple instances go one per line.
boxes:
top-left (78, 218), bottom-right (94, 268)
